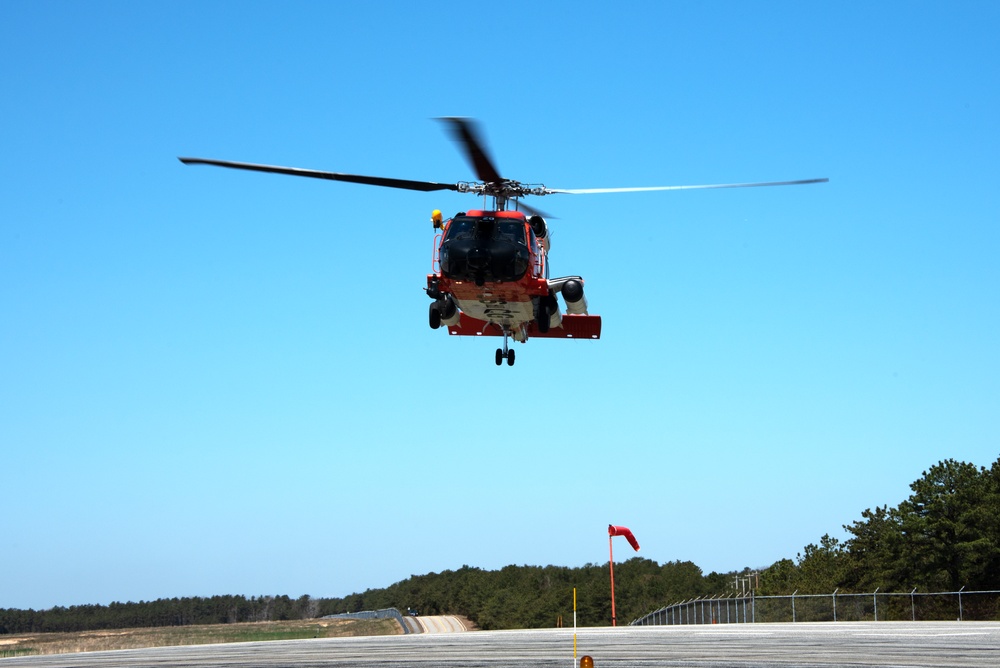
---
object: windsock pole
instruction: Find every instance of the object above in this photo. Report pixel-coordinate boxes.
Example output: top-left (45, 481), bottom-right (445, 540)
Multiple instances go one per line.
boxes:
top-left (608, 524), bottom-right (640, 627)
top-left (609, 535), bottom-right (617, 626)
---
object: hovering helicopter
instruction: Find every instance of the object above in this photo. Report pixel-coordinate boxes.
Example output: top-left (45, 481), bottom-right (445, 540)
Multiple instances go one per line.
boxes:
top-left (180, 118), bottom-right (827, 366)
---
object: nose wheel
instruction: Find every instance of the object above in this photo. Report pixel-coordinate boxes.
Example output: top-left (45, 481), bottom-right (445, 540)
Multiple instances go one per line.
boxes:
top-left (495, 327), bottom-right (515, 366)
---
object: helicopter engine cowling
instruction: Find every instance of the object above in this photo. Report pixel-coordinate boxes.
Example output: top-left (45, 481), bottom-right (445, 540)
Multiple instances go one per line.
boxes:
top-left (528, 215), bottom-right (550, 253)
top-left (528, 215), bottom-right (547, 239)
top-left (562, 279), bottom-right (589, 315)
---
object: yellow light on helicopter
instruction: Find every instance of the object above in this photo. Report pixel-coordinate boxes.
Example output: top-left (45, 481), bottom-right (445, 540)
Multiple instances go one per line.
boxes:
top-left (431, 209), bottom-right (443, 229)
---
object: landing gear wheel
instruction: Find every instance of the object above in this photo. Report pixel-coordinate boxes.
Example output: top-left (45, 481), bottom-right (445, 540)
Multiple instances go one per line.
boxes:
top-left (429, 303), bottom-right (441, 330)
top-left (536, 301), bottom-right (550, 334)
top-left (496, 326), bottom-right (516, 366)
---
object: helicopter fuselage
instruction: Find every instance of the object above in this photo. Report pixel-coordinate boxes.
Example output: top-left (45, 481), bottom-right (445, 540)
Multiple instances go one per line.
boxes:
top-left (427, 209), bottom-right (601, 365)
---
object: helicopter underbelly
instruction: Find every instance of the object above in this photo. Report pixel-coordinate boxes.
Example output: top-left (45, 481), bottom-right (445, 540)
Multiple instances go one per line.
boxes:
top-left (454, 295), bottom-right (534, 326)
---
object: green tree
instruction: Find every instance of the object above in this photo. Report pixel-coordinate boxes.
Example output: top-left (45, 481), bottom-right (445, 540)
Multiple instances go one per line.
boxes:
top-left (842, 504), bottom-right (905, 590)
top-left (796, 534), bottom-right (846, 592)
top-left (758, 558), bottom-right (798, 595)
top-left (896, 458), bottom-right (1000, 590)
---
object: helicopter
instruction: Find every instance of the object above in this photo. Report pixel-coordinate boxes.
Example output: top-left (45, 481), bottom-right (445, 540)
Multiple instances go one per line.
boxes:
top-left (180, 118), bottom-right (827, 366)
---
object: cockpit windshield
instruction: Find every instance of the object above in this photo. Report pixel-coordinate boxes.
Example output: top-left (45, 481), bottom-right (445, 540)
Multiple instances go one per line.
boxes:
top-left (445, 218), bottom-right (476, 241)
top-left (438, 216), bottom-right (532, 283)
top-left (496, 221), bottom-right (526, 245)
top-left (445, 217), bottom-right (525, 245)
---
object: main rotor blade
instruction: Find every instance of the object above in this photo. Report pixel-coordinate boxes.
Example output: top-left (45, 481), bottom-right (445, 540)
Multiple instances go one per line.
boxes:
top-left (178, 157), bottom-right (460, 193)
top-left (438, 117), bottom-right (504, 185)
top-left (548, 178), bottom-right (829, 195)
top-left (512, 199), bottom-right (553, 220)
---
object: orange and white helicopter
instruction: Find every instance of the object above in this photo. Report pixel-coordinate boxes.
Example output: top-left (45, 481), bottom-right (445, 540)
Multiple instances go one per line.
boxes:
top-left (181, 118), bottom-right (826, 366)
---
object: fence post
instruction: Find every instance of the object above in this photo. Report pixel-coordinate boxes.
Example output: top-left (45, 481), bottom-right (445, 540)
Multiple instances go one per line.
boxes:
top-left (832, 588), bottom-right (838, 622)
top-left (791, 590), bottom-right (798, 623)
top-left (874, 587), bottom-right (879, 622)
top-left (910, 588), bottom-right (917, 621)
top-left (958, 586), bottom-right (965, 621)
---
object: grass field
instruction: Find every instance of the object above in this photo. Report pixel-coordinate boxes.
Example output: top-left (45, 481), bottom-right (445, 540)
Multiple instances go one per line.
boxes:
top-left (0, 617), bottom-right (401, 657)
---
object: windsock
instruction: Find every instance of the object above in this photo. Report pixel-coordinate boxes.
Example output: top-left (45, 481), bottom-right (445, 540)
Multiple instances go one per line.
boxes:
top-left (608, 525), bottom-right (640, 551)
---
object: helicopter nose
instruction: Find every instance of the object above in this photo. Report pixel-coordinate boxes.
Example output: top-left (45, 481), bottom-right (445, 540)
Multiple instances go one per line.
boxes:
top-left (466, 247), bottom-right (490, 269)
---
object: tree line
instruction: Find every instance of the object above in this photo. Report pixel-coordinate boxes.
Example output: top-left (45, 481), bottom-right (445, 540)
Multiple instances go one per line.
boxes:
top-left (0, 561), bottom-right (722, 633)
top-left (319, 559), bottom-right (728, 629)
top-left (759, 457), bottom-right (1000, 596)
top-left (3, 456), bottom-right (997, 634)
top-left (0, 595), bottom-right (320, 635)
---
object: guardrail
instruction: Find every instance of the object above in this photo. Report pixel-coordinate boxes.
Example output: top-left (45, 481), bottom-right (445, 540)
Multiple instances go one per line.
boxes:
top-left (631, 589), bottom-right (1000, 625)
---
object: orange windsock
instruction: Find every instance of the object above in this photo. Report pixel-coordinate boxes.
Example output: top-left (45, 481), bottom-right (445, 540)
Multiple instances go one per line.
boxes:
top-left (608, 525), bottom-right (640, 551)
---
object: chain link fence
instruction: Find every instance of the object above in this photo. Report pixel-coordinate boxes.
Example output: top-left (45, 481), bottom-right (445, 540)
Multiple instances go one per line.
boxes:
top-left (631, 589), bottom-right (1000, 625)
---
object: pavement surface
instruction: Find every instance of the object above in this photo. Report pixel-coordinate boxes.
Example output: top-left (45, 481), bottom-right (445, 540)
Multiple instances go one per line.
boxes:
top-left (2, 621), bottom-right (998, 667)
top-left (401, 615), bottom-right (469, 633)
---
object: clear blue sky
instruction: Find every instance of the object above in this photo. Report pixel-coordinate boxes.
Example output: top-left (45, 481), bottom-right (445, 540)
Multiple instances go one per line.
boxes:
top-left (2, 1), bottom-right (998, 611)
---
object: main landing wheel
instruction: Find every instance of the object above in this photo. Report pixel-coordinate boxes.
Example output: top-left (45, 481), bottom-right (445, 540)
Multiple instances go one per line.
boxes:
top-left (495, 348), bottom-right (516, 366)
top-left (536, 301), bottom-right (550, 334)
top-left (496, 326), bottom-right (515, 366)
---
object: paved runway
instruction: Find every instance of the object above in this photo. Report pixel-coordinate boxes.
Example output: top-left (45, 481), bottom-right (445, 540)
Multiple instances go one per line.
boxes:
top-left (401, 615), bottom-right (469, 634)
top-left (3, 621), bottom-right (998, 667)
